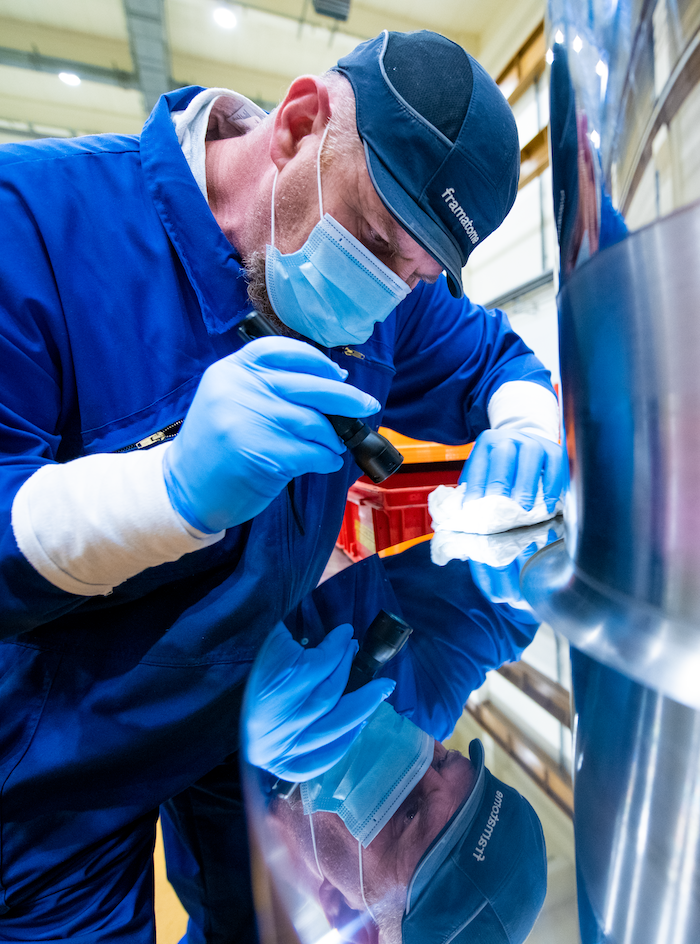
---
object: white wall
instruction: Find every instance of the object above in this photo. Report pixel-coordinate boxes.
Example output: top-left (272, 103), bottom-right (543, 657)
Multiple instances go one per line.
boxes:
top-left (462, 168), bottom-right (555, 303)
top-left (477, 0), bottom-right (546, 77)
top-left (502, 279), bottom-right (560, 388)
top-left (462, 66), bottom-right (556, 308)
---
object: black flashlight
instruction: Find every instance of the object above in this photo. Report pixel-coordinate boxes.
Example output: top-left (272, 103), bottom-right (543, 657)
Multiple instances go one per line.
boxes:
top-left (343, 609), bottom-right (413, 694)
top-left (237, 312), bottom-right (403, 483)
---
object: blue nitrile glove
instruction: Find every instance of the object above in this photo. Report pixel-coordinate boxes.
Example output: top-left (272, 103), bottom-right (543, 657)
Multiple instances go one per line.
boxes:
top-left (163, 337), bottom-right (380, 533)
top-left (459, 430), bottom-right (564, 514)
top-left (243, 622), bottom-right (396, 781)
top-left (468, 524), bottom-right (562, 610)
top-left (469, 543), bottom-right (541, 611)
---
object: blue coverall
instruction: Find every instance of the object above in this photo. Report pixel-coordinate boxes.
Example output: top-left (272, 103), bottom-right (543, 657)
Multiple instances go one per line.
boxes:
top-left (0, 86), bottom-right (553, 941)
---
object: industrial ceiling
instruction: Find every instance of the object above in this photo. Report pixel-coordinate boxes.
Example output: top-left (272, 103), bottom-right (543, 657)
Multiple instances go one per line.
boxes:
top-left (0, 0), bottom-right (544, 139)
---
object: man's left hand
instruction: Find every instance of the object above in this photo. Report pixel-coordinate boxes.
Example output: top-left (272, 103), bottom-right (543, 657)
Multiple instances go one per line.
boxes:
top-left (459, 429), bottom-right (564, 513)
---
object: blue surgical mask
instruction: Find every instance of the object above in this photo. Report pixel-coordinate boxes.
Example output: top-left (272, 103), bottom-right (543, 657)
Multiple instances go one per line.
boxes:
top-left (300, 700), bottom-right (434, 847)
top-left (265, 126), bottom-right (410, 348)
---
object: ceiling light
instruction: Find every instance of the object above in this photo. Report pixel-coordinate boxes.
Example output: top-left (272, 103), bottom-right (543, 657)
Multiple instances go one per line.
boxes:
top-left (590, 130), bottom-right (601, 148)
top-left (213, 5), bottom-right (237, 29)
top-left (546, 48), bottom-right (554, 64)
top-left (312, 0), bottom-right (350, 20)
top-left (555, 29), bottom-right (564, 44)
top-left (573, 35), bottom-right (583, 53)
top-left (59, 72), bottom-right (81, 86)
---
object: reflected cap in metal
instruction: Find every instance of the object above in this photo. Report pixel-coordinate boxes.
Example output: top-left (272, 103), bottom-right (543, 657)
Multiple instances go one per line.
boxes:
top-left (402, 740), bottom-right (547, 944)
top-left (333, 31), bottom-right (520, 298)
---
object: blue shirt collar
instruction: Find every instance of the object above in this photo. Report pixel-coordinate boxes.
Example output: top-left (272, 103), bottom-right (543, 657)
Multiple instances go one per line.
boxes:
top-left (140, 87), bottom-right (253, 335)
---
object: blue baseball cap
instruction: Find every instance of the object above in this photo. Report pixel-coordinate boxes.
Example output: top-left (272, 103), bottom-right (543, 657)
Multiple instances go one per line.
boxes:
top-left (333, 31), bottom-right (520, 298)
top-left (402, 740), bottom-right (547, 944)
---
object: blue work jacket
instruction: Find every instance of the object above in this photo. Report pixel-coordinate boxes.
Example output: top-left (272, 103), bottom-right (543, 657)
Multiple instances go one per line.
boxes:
top-left (0, 87), bottom-right (553, 913)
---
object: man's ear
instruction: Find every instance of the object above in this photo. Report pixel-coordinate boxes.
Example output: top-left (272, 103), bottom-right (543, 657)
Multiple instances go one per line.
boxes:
top-left (270, 75), bottom-right (331, 171)
top-left (318, 879), bottom-right (379, 944)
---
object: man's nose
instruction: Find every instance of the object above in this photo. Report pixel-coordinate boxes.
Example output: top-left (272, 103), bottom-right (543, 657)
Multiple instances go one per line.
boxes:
top-left (402, 270), bottom-right (421, 291)
top-left (393, 256), bottom-right (444, 290)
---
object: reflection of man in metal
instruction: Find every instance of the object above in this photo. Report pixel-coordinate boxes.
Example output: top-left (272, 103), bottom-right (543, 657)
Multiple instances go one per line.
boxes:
top-left (244, 622), bottom-right (546, 944)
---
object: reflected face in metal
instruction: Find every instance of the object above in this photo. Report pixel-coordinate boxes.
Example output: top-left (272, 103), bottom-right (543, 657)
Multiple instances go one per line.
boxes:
top-left (272, 743), bottom-right (476, 919)
top-left (366, 744), bottom-right (477, 896)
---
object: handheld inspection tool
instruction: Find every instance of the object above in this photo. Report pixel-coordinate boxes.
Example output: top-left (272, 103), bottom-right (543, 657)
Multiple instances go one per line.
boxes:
top-left (238, 312), bottom-right (404, 484)
top-left (272, 609), bottom-right (413, 798)
top-left (343, 609), bottom-right (413, 694)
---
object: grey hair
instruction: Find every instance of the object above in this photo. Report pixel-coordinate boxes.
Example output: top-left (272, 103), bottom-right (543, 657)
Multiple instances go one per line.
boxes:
top-left (261, 71), bottom-right (363, 169)
top-left (319, 70), bottom-right (365, 169)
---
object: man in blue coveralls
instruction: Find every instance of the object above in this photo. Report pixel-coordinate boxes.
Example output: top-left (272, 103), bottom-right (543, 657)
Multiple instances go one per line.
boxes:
top-left (0, 29), bottom-right (562, 943)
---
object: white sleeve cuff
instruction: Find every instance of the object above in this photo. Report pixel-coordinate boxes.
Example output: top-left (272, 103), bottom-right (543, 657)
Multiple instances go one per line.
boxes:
top-left (487, 381), bottom-right (560, 443)
top-left (11, 443), bottom-right (225, 597)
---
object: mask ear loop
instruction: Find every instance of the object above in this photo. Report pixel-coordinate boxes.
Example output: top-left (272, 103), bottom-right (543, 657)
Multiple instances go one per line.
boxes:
top-left (359, 841), bottom-right (378, 924)
top-left (308, 811), bottom-right (325, 881)
top-left (316, 120), bottom-right (332, 221)
top-left (270, 118), bottom-right (331, 250)
top-left (270, 167), bottom-right (279, 249)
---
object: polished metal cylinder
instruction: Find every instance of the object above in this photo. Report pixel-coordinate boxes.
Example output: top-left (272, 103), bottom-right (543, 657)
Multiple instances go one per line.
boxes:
top-left (525, 1), bottom-right (700, 941)
top-left (570, 650), bottom-right (700, 944)
top-left (524, 202), bottom-right (700, 711)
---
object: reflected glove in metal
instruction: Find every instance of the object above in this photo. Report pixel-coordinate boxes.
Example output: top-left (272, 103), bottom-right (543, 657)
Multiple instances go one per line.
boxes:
top-left (469, 551), bottom-right (537, 607)
top-left (459, 430), bottom-right (564, 514)
top-left (163, 337), bottom-right (380, 533)
top-left (468, 531), bottom-right (561, 611)
top-left (243, 622), bottom-right (395, 781)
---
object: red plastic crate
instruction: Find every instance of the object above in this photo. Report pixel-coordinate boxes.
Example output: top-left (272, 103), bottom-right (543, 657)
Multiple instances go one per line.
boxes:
top-left (337, 467), bottom-right (462, 561)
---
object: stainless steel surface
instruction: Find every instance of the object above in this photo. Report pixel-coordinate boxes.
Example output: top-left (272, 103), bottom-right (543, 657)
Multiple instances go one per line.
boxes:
top-left (522, 539), bottom-right (700, 710)
top-left (569, 649), bottom-right (700, 944)
top-left (522, 201), bottom-right (700, 710)
top-left (529, 1), bottom-right (700, 941)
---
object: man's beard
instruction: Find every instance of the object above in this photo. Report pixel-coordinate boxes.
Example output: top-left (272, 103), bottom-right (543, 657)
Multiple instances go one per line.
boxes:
top-left (243, 250), bottom-right (304, 340)
top-left (243, 249), bottom-right (275, 317)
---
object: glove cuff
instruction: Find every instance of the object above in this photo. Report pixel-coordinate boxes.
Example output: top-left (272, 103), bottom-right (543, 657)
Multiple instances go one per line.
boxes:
top-left (487, 381), bottom-right (560, 443)
top-left (162, 446), bottom-right (221, 534)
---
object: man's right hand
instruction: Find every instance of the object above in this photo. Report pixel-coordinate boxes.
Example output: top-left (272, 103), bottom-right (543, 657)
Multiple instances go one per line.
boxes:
top-left (163, 337), bottom-right (380, 532)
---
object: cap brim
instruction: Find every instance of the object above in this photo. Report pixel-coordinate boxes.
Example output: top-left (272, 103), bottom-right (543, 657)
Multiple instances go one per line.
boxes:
top-left (364, 142), bottom-right (465, 299)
